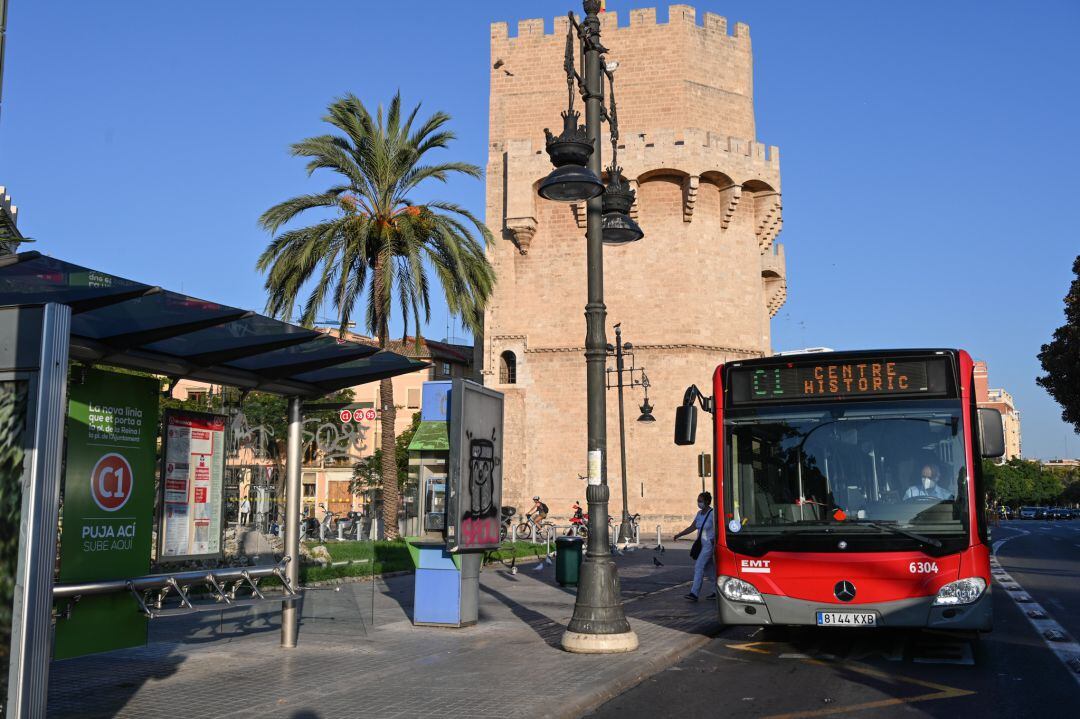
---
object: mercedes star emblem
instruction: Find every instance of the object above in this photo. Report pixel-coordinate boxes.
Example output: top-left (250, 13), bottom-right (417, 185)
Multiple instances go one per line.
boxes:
top-left (834, 580), bottom-right (857, 602)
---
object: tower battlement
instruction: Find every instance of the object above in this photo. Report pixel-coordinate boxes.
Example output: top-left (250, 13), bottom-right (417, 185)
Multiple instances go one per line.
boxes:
top-left (491, 6), bottom-right (750, 43)
top-left (490, 5), bottom-right (757, 143)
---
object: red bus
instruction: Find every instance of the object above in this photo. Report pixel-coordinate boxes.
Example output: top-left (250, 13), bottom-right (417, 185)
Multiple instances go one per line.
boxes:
top-left (675, 349), bottom-right (1005, 630)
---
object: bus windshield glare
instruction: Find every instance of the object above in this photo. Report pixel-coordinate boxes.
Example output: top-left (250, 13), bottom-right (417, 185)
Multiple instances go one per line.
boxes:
top-left (724, 400), bottom-right (968, 553)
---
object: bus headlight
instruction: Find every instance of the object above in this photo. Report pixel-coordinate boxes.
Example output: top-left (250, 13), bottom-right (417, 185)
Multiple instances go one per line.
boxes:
top-left (719, 576), bottom-right (764, 604)
top-left (932, 577), bottom-right (987, 606)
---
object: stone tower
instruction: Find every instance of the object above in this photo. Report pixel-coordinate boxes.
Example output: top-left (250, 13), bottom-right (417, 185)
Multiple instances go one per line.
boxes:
top-left (480, 5), bottom-right (786, 528)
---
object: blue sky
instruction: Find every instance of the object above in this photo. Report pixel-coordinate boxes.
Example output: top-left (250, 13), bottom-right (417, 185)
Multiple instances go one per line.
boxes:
top-left (2, 1), bottom-right (1077, 458)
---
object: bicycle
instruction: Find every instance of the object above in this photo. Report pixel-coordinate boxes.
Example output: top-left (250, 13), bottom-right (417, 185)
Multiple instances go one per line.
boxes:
top-left (516, 513), bottom-right (554, 542)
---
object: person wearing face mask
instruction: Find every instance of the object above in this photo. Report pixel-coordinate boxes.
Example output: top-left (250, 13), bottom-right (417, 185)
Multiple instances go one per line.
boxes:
top-left (673, 492), bottom-right (715, 602)
top-left (904, 464), bottom-right (951, 500)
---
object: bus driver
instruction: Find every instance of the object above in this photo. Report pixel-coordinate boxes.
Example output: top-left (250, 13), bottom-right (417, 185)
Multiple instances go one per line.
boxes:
top-left (904, 464), bottom-right (951, 500)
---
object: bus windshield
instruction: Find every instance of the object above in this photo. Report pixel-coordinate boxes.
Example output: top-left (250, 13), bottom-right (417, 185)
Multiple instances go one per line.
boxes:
top-left (724, 400), bottom-right (969, 553)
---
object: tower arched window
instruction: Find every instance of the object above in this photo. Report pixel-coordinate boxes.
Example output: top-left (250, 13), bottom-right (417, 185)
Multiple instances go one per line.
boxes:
top-left (499, 351), bottom-right (517, 384)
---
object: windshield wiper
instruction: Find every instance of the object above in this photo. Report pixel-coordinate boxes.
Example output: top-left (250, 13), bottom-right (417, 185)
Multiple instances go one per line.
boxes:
top-left (845, 520), bottom-right (942, 549)
top-left (743, 523), bottom-right (836, 552)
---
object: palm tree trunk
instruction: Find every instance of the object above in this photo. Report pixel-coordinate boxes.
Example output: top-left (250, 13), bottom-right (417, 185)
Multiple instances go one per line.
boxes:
top-left (373, 256), bottom-right (400, 539)
top-left (378, 376), bottom-right (398, 539)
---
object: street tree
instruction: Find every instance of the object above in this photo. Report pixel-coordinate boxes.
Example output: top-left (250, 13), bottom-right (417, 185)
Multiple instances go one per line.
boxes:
top-left (1034, 471), bottom-right (1064, 505)
top-left (257, 93), bottom-right (494, 538)
top-left (1037, 255), bottom-right (1080, 435)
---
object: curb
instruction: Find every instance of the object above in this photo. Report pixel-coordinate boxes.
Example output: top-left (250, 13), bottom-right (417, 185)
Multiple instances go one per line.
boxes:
top-left (301, 569), bottom-right (414, 587)
top-left (559, 621), bottom-right (722, 719)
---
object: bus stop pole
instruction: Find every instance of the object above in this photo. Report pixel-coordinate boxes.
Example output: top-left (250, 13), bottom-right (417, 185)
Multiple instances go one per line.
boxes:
top-left (280, 396), bottom-right (302, 648)
top-left (7, 303), bottom-right (70, 717)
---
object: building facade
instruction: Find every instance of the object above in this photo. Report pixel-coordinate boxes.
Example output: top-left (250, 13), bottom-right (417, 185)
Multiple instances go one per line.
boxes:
top-left (973, 361), bottom-right (1022, 461)
top-left (175, 333), bottom-right (477, 531)
top-left (480, 6), bottom-right (786, 529)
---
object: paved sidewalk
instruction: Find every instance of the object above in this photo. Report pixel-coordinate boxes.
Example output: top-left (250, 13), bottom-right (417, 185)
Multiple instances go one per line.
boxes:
top-left (47, 543), bottom-right (719, 718)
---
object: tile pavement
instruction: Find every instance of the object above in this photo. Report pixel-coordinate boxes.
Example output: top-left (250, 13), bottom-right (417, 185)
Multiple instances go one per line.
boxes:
top-left (46, 543), bottom-right (718, 718)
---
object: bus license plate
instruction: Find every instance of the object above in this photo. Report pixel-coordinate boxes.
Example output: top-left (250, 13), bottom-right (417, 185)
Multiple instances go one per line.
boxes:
top-left (816, 612), bottom-right (877, 627)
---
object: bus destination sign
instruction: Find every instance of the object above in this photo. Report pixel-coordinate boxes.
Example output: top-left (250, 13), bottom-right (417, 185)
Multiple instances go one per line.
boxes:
top-left (730, 357), bottom-right (950, 404)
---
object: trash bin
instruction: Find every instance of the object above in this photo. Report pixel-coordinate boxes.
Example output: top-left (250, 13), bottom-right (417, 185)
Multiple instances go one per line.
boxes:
top-left (555, 535), bottom-right (584, 587)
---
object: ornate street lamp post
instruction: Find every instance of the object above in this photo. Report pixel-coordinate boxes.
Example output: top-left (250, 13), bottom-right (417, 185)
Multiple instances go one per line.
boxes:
top-left (538, 0), bottom-right (641, 654)
top-left (606, 324), bottom-right (651, 544)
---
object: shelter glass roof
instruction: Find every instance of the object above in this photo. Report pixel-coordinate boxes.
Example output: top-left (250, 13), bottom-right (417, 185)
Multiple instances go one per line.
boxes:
top-left (0, 252), bottom-right (427, 397)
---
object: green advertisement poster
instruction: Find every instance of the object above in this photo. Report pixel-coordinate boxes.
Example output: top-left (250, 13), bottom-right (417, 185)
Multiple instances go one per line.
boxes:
top-left (54, 369), bottom-right (159, 659)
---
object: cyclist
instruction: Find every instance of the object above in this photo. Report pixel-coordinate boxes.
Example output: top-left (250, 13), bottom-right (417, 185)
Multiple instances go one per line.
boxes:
top-left (528, 496), bottom-right (549, 523)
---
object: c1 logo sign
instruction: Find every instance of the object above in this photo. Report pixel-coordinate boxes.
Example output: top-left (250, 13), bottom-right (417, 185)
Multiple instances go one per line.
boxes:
top-left (90, 453), bottom-right (134, 512)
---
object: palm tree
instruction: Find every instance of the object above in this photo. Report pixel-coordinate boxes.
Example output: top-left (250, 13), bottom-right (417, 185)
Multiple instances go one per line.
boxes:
top-left (257, 93), bottom-right (495, 539)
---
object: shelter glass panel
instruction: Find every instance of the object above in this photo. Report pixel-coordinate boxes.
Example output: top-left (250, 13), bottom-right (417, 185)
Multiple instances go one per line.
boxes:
top-left (0, 380), bottom-right (29, 711)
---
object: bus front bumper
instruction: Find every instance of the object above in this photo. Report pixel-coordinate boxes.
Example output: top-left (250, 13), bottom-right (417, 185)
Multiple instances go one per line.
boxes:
top-left (718, 587), bottom-right (992, 631)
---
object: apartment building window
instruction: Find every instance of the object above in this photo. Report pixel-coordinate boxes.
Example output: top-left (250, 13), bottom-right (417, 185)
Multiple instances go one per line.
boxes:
top-left (407, 388), bottom-right (421, 409)
top-left (302, 472), bottom-right (317, 498)
top-left (442, 362), bottom-right (451, 377)
top-left (500, 351), bottom-right (517, 384)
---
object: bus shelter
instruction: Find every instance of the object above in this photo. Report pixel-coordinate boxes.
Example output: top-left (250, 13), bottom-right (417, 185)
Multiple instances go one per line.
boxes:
top-left (0, 251), bottom-right (427, 716)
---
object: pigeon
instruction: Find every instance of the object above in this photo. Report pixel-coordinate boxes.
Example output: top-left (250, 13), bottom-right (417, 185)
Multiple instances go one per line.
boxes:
top-left (655, 545), bottom-right (666, 554)
top-left (653, 557), bottom-right (664, 567)
top-left (534, 562), bottom-right (545, 571)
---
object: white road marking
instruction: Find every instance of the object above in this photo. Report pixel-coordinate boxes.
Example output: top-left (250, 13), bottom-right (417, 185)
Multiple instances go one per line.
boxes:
top-left (992, 530), bottom-right (1080, 688)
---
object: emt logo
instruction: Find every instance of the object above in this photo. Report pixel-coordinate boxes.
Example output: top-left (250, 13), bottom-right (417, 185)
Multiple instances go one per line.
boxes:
top-left (740, 559), bottom-right (771, 574)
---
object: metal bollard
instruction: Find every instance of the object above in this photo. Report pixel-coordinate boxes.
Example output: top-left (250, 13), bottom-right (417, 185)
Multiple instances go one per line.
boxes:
top-left (319, 522), bottom-right (326, 542)
top-left (338, 523), bottom-right (345, 541)
top-left (655, 524), bottom-right (663, 550)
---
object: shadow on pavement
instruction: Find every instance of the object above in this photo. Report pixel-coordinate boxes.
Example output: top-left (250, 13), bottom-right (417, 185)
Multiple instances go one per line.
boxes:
top-left (480, 583), bottom-right (566, 649)
top-left (48, 647), bottom-right (186, 718)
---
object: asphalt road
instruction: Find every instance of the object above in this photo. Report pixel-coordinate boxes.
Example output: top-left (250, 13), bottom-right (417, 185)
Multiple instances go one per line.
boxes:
top-left (588, 520), bottom-right (1080, 718)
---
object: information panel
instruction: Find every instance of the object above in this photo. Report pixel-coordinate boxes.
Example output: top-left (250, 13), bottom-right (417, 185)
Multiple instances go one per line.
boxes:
top-left (730, 357), bottom-right (951, 405)
top-left (55, 369), bottom-right (159, 659)
top-left (158, 410), bottom-right (226, 560)
top-left (446, 379), bottom-right (504, 552)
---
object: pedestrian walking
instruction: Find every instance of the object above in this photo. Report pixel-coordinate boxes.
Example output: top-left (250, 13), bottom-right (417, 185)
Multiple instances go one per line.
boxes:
top-left (239, 496), bottom-right (251, 526)
top-left (673, 491), bottom-right (715, 602)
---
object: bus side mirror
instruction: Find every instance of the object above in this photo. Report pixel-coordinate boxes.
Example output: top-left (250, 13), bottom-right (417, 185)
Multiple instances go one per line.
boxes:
top-left (674, 405), bottom-right (697, 446)
top-left (978, 408), bottom-right (1005, 458)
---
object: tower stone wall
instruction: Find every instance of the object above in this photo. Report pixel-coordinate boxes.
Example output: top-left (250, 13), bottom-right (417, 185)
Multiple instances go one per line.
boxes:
top-left (482, 5), bottom-right (787, 530)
